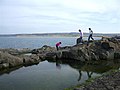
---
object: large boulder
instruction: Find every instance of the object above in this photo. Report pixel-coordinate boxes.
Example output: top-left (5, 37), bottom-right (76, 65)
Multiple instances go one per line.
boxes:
top-left (101, 37), bottom-right (120, 50)
top-left (61, 45), bottom-right (89, 61)
top-left (32, 45), bottom-right (56, 54)
top-left (88, 41), bottom-right (115, 60)
top-left (23, 54), bottom-right (40, 66)
top-left (31, 45), bottom-right (63, 61)
top-left (45, 51), bottom-right (62, 60)
top-left (0, 51), bottom-right (23, 69)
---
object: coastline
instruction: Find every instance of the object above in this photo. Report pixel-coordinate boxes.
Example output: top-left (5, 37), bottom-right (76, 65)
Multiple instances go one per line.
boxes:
top-left (0, 32), bottom-right (119, 38)
top-left (0, 36), bottom-right (120, 90)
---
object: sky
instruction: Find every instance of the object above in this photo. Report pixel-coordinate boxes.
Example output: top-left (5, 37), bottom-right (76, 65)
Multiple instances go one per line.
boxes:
top-left (0, 0), bottom-right (120, 34)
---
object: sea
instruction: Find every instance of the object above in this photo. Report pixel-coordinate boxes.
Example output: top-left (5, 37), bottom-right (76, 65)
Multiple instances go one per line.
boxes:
top-left (0, 37), bottom-right (78, 49)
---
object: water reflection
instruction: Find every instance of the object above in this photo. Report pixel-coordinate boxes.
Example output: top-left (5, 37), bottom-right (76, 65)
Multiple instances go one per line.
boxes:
top-left (1, 59), bottom-right (120, 78)
top-left (0, 66), bottom-right (22, 76)
top-left (0, 59), bottom-right (120, 90)
top-left (56, 59), bottom-right (61, 70)
top-left (49, 59), bottom-right (120, 81)
top-left (77, 70), bottom-right (93, 81)
top-left (77, 70), bottom-right (82, 81)
top-left (67, 60), bottom-right (120, 73)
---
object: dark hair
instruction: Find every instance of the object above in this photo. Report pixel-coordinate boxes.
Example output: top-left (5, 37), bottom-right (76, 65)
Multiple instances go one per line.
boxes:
top-left (79, 29), bottom-right (81, 32)
top-left (59, 42), bottom-right (61, 44)
top-left (89, 28), bottom-right (91, 30)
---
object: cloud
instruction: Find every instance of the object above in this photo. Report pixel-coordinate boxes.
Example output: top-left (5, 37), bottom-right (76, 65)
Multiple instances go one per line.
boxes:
top-left (0, 0), bottom-right (120, 34)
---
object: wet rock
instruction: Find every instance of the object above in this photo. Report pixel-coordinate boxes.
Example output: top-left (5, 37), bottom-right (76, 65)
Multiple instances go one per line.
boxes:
top-left (114, 52), bottom-right (120, 59)
top-left (45, 52), bottom-right (56, 60)
top-left (31, 45), bottom-right (56, 54)
top-left (90, 52), bottom-right (99, 60)
top-left (59, 46), bottom-right (72, 50)
top-left (0, 51), bottom-right (23, 69)
top-left (31, 49), bottom-right (39, 54)
top-left (101, 42), bottom-right (112, 51)
top-left (0, 48), bottom-right (31, 55)
top-left (37, 53), bottom-right (46, 60)
top-left (56, 51), bottom-right (62, 59)
top-left (61, 50), bottom-right (72, 59)
top-left (0, 63), bottom-right (9, 69)
top-left (61, 46), bottom-right (89, 61)
top-left (23, 54), bottom-right (40, 66)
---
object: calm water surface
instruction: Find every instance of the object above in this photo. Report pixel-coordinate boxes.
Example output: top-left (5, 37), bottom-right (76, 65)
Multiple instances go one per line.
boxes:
top-left (0, 37), bottom-right (77, 49)
top-left (0, 59), bottom-right (120, 90)
top-left (0, 37), bottom-right (101, 49)
top-left (0, 61), bottom-right (91, 90)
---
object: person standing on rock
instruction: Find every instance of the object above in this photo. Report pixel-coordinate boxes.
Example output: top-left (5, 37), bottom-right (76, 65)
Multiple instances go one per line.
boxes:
top-left (88, 28), bottom-right (94, 41)
top-left (79, 29), bottom-right (83, 44)
top-left (56, 42), bottom-right (62, 51)
top-left (87, 28), bottom-right (94, 45)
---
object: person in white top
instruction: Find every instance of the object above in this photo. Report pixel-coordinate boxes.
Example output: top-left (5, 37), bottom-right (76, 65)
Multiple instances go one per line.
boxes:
top-left (79, 29), bottom-right (83, 43)
top-left (88, 28), bottom-right (94, 41)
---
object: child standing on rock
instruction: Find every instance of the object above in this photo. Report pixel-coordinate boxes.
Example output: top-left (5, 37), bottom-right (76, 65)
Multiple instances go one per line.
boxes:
top-left (87, 28), bottom-right (94, 45)
top-left (79, 29), bottom-right (83, 44)
top-left (88, 28), bottom-right (94, 41)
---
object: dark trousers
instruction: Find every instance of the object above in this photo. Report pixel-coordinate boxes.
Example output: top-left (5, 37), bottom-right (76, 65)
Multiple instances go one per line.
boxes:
top-left (87, 34), bottom-right (94, 45)
top-left (80, 37), bottom-right (83, 43)
top-left (88, 34), bottom-right (94, 41)
top-left (56, 45), bottom-right (59, 51)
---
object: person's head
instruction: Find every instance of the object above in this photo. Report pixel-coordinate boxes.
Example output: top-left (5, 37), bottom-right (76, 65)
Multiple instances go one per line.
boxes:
top-left (89, 28), bottom-right (91, 30)
top-left (79, 29), bottom-right (81, 32)
top-left (59, 42), bottom-right (61, 44)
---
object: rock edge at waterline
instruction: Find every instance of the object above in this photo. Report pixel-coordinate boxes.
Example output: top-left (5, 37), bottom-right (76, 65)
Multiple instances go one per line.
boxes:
top-left (0, 36), bottom-right (120, 70)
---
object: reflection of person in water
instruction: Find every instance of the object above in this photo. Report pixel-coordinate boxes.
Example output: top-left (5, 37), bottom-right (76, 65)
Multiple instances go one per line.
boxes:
top-left (77, 70), bottom-right (93, 81)
top-left (56, 59), bottom-right (61, 69)
top-left (78, 70), bottom-right (82, 81)
top-left (87, 71), bottom-right (93, 79)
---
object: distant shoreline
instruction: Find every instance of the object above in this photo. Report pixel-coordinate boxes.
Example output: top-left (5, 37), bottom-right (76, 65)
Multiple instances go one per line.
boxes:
top-left (0, 33), bottom-right (119, 38)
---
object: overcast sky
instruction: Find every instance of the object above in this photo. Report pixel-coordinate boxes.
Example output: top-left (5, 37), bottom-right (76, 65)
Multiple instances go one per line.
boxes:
top-left (0, 0), bottom-right (120, 34)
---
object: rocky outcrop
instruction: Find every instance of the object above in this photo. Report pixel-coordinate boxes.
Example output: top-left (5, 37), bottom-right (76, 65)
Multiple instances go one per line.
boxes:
top-left (32, 45), bottom-right (56, 54)
top-left (0, 51), bottom-right (41, 70)
top-left (113, 35), bottom-right (120, 39)
top-left (61, 37), bottom-right (120, 61)
top-left (61, 45), bottom-right (89, 61)
top-left (114, 52), bottom-right (120, 59)
top-left (32, 45), bottom-right (63, 60)
top-left (0, 48), bottom-right (31, 55)
top-left (31, 37), bottom-right (120, 62)
top-left (0, 51), bottom-right (23, 69)
top-left (22, 54), bottom-right (40, 66)
top-left (0, 37), bottom-right (120, 71)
